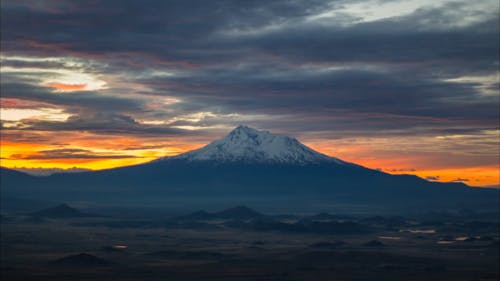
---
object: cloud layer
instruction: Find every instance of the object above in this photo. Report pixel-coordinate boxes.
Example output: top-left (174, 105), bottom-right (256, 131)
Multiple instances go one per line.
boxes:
top-left (1, 0), bottom-right (498, 185)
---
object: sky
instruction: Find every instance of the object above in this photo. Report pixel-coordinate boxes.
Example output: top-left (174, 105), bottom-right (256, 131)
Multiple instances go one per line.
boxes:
top-left (0, 0), bottom-right (499, 187)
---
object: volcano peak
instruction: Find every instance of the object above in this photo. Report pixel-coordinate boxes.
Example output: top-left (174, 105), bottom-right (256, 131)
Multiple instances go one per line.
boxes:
top-left (169, 126), bottom-right (346, 164)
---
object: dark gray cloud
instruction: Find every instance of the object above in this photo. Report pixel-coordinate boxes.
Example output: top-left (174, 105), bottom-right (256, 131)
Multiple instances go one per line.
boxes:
top-left (0, 0), bottom-right (498, 139)
top-left (21, 113), bottom-right (194, 136)
top-left (1, 59), bottom-right (72, 70)
top-left (0, 83), bottom-right (145, 112)
top-left (0, 0), bottom-right (329, 62)
top-left (7, 148), bottom-right (138, 160)
top-left (2, 0), bottom-right (497, 70)
top-left (451, 178), bottom-right (470, 182)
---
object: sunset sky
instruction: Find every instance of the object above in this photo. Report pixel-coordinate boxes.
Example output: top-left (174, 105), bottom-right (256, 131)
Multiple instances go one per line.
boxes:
top-left (0, 0), bottom-right (499, 187)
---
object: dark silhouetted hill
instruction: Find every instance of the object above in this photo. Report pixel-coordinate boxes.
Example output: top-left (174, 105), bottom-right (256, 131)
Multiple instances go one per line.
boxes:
top-left (30, 204), bottom-right (97, 218)
top-left (50, 253), bottom-right (110, 267)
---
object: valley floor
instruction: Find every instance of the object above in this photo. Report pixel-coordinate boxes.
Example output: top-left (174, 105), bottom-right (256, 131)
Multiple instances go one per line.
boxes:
top-left (1, 210), bottom-right (499, 281)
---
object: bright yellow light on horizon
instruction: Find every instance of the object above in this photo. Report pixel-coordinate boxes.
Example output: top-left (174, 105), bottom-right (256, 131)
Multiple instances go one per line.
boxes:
top-left (0, 139), bottom-right (201, 171)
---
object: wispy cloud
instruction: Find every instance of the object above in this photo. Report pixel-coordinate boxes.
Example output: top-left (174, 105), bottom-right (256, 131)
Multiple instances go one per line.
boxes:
top-left (7, 148), bottom-right (139, 160)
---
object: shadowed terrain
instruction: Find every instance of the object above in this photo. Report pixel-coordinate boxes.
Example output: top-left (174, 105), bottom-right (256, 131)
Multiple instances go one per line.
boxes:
top-left (1, 204), bottom-right (498, 281)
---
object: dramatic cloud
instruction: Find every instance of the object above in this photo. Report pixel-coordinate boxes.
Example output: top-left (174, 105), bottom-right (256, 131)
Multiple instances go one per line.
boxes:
top-left (0, 0), bottom-right (498, 186)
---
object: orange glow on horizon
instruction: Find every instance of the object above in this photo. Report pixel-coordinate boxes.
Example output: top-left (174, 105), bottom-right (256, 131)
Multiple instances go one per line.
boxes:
top-left (0, 136), bottom-right (203, 171)
top-left (0, 137), bottom-right (498, 187)
top-left (389, 166), bottom-right (500, 187)
top-left (307, 141), bottom-right (500, 187)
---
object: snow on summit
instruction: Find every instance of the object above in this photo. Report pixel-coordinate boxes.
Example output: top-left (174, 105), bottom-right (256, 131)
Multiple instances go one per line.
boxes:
top-left (170, 125), bottom-right (346, 164)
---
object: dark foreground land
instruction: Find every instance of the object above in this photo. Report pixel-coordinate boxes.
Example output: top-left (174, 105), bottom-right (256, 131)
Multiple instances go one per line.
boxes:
top-left (1, 205), bottom-right (499, 281)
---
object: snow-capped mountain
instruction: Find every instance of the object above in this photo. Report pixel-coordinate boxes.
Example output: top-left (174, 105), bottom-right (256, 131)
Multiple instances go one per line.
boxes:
top-left (2, 125), bottom-right (495, 213)
top-left (169, 125), bottom-right (346, 165)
